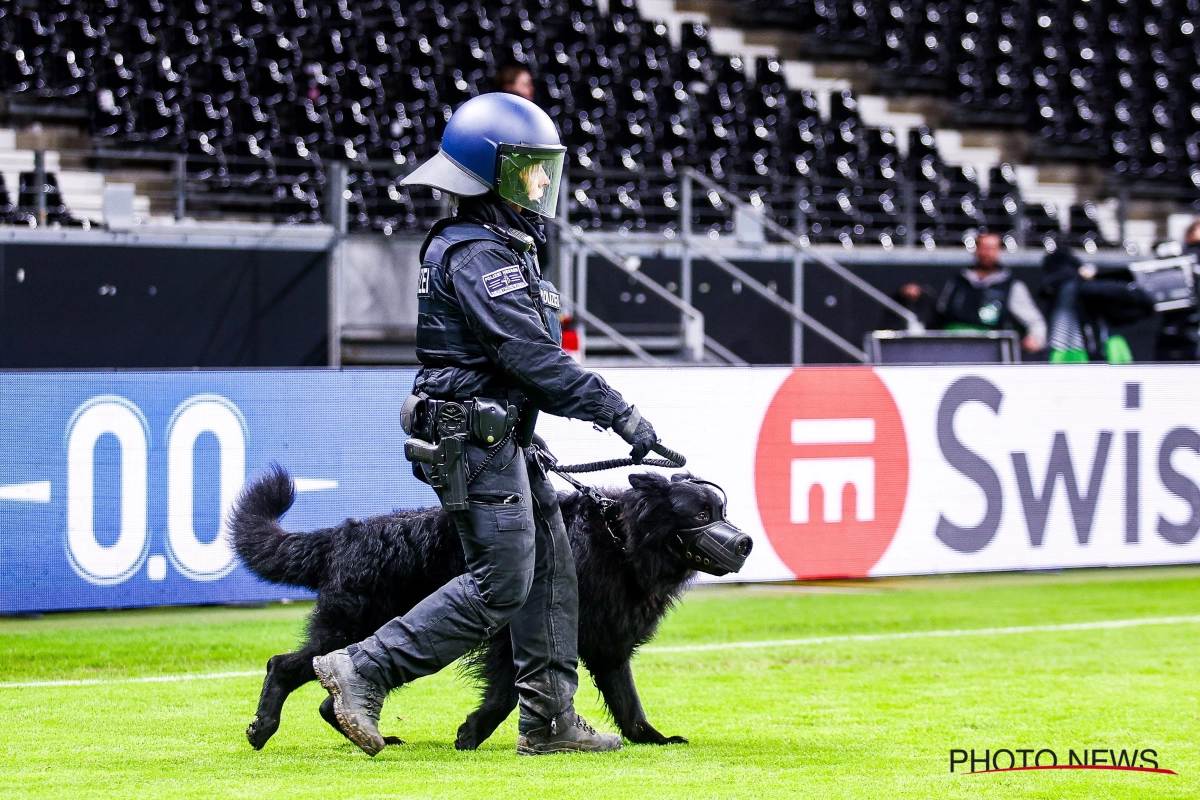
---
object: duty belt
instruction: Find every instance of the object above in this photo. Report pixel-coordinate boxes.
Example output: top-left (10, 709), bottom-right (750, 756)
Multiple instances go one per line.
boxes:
top-left (400, 395), bottom-right (514, 512)
top-left (402, 396), bottom-right (520, 446)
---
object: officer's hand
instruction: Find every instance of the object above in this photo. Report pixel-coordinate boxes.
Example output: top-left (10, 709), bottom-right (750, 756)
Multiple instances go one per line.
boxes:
top-left (614, 406), bottom-right (658, 465)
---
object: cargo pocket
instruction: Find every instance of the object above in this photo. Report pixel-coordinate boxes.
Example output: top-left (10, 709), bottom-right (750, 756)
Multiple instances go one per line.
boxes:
top-left (494, 504), bottom-right (530, 532)
top-left (472, 493), bottom-right (520, 506)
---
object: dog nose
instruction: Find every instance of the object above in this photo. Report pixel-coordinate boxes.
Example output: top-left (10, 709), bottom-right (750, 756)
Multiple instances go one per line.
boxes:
top-left (733, 535), bottom-right (753, 557)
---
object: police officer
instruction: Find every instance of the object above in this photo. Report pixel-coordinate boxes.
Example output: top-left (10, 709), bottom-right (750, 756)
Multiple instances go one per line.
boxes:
top-left (312, 93), bottom-right (658, 756)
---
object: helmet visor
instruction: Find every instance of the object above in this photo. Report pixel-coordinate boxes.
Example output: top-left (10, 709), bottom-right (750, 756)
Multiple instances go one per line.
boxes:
top-left (496, 144), bottom-right (566, 217)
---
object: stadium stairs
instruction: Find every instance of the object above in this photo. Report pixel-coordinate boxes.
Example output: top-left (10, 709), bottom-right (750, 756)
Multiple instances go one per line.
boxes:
top-left (639, 0), bottom-right (1178, 249)
top-left (0, 124), bottom-right (153, 227)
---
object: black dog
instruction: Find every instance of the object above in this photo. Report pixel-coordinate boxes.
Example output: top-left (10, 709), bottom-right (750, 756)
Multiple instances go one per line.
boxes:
top-left (231, 460), bottom-right (749, 751)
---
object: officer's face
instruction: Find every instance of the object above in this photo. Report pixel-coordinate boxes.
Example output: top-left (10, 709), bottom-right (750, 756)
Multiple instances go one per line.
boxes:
top-left (520, 163), bottom-right (551, 202)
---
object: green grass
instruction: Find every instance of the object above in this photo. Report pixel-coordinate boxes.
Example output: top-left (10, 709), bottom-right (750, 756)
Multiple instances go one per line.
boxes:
top-left (3, 567), bottom-right (1200, 799)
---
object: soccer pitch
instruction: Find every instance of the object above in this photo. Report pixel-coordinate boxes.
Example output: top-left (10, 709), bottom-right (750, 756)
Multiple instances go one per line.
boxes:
top-left (3, 568), bottom-right (1199, 799)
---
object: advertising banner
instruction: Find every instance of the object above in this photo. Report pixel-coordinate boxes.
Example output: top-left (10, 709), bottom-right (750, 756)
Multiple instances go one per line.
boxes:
top-left (541, 366), bottom-right (1200, 582)
top-left (0, 371), bottom-right (435, 613)
top-left (2, 366), bottom-right (1199, 612)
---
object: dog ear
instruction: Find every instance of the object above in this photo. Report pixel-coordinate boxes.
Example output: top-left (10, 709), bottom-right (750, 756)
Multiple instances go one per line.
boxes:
top-left (628, 473), bottom-right (669, 493)
top-left (670, 472), bottom-right (694, 483)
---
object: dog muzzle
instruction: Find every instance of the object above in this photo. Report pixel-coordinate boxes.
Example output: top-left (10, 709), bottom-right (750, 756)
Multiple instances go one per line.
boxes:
top-left (675, 516), bottom-right (752, 577)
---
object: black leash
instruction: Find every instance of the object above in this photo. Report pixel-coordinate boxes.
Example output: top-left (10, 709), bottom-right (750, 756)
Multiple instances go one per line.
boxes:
top-left (530, 441), bottom-right (687, 551)
top-left (551, 442), bottom-right (687, 474)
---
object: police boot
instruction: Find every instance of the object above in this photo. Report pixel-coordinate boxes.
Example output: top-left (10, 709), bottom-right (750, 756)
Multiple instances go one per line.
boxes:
top-left (312, 650), bottom-right (387, 756)
top-left (319, 695), bottom-right (405, 747)
top-left (516, 713), bottom-right (622, 755)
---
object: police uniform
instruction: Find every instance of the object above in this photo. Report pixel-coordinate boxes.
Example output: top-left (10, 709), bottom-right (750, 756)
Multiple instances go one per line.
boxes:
top-left (345, 200), bottom-right (629, 734)
top-left (314, 90), bottom-right (646, 755)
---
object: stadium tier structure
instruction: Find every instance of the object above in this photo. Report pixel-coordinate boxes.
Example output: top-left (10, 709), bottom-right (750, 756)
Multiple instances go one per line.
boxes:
top-left (0, 0), bottom-right (1197, 368)
top-left (0, 0), bottom-right (1193, 246)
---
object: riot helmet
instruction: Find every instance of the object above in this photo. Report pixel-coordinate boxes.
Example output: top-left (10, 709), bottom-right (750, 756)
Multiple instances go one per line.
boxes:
top-left (401, 92), bottom-right (565, 217)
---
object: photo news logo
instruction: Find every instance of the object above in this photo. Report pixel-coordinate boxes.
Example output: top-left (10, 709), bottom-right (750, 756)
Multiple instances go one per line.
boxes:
top-left (949, 748), bottom-right (1174, 775)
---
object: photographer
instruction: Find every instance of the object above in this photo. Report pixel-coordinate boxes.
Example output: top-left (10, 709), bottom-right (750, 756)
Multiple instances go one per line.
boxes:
top-left (1154, 219), bottom-right (1200, 361)
top-left (1041, 245), bottom-right (1153, 363)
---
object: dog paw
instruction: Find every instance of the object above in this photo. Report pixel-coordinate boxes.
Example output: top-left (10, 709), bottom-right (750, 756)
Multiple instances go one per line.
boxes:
top-left (454, 735), bottom-right (480, 751)
top-left (318, 695), bottom-right (347, 739)
top-left (626, 728), bottom-right (689, 745)
top-left (246, 715), bottom-right (278, 750)
top-left (383, 736), bottom-right (406, 746)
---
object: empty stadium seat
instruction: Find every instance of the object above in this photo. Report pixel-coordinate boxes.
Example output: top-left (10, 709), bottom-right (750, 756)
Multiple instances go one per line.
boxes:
top-left (17, 171), bottom-right (83, 226)
top-left (0, 0), bottom-right (1158, 239)
top-left (727, 0), bottom-right (1197, 203)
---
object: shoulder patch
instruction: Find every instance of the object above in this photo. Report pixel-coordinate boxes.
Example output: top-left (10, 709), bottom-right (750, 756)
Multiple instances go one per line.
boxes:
top-left (417, 266), bottom-right (431, 298)
top-left (540, 287), bottom-right (561, 310)
top-left (482, 265), bottom-right (529, 298)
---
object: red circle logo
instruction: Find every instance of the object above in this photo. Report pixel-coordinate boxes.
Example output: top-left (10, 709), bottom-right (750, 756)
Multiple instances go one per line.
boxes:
top-left (754, 368), bottom-right (908, 579)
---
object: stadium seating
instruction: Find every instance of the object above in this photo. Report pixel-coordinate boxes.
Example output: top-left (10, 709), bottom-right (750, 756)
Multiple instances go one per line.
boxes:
top-left (0, 0), bottom-right (1166, 243)
top-left (734, 0), bottom-right (1200, 199)
top-left (16, 169), bottom-right (80, 225)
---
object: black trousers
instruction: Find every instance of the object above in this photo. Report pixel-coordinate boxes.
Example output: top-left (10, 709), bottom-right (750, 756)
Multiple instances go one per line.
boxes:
top-left (348, 437), bottom-right (580, 730)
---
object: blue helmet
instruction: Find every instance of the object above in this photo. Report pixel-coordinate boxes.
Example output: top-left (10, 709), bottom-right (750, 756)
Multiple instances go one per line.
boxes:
top-left (401, 92), bottom-right (566, 216)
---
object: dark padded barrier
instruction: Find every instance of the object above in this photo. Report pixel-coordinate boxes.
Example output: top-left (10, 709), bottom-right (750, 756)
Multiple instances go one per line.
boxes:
top-left (587, 256), bottom-right (1160, 364)
top-left (0, 244), bottom-right (328, 368)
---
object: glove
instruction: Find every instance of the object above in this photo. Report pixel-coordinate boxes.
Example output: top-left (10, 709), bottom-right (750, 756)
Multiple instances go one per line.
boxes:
top-left (613, 405), bottom-right (658, 465)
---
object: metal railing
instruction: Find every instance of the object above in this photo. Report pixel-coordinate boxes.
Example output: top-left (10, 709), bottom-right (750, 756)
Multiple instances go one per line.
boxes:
top-left (553, 168), bottom-right (933, 365)
top-left (87, 149), bottom-right (189, 220)
top-left (24, 148), bottom-right (431, 225)
top-left (7, 144), bottom-right (1139, 251)
top-left (683, 168), bottom-right (925, 364)
top-left (562, 297), bottom-right (659, 365)
top-left (5, 145), bottom-right (1126, 366)
top-left (552, 169), bottom-right (944, 365)
top-left (551, 215), bottom-right (722, 363)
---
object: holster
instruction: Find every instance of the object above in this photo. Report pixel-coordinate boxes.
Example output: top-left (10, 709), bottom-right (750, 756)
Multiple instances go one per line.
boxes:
top-left (405, 434), bottom-right (470, 512)
top-left (515, 400), bottom-right (539, 448)
top-left (400, 395), bottom-right (522, 512)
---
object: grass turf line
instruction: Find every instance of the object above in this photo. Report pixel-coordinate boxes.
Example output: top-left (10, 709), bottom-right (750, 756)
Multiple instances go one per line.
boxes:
top-left (2, 567), bottom-right (1198, 799)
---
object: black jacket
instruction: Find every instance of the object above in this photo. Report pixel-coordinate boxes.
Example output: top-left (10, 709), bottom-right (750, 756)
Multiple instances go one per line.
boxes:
top-left (933, 270), bottom-right (1017, 331)
top-left (413, 197), bottom-right (628, 428)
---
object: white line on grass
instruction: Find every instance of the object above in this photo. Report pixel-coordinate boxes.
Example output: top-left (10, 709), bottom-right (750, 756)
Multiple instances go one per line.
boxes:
top-left (641, 614), bottom-right (1200, 653)
top-left (3, 614), bottom-right (1199, 690)
top-left (0, 671), bottom-right (260, 689)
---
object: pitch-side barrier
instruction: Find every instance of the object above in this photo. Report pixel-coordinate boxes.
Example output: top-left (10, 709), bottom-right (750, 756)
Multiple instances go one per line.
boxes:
top-left (2, 365), bottom-right (1198, 613)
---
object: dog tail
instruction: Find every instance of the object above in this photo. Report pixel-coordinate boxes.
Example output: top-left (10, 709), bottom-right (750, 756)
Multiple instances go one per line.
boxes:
top-left (230, 464), bottom-right (328, 590)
